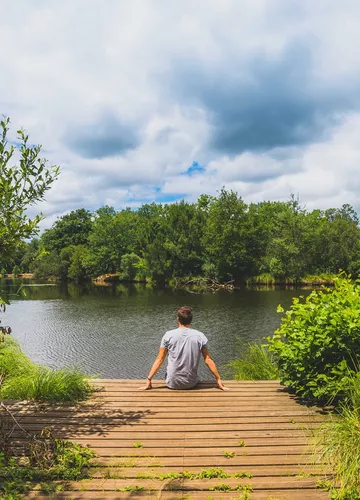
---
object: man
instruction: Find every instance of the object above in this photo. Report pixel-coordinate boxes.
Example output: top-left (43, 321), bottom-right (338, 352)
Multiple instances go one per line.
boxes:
top-left (139, 306), bottom-right (230, 391)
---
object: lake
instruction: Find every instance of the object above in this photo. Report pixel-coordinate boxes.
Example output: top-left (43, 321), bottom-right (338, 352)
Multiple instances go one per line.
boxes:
top-left (1, 279), bottom-right (308, 379)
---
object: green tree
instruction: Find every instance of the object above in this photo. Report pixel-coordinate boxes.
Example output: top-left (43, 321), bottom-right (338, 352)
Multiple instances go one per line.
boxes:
top-left (202, 189), bottom-right (256, 281)
top-left (0, 117), bottom-right (59, 265)
top-left (120, 253), bottom-right (143, 281)
top-left (162, 201), bottom-right (205, 278)
top-left (41, 208), bottom-right (92, 253)
top-left (61, 245), bottom-right (91, 282)
top-left (87, 206), bottom-right (138, 276)
top-left (20, 238), bottom-right (41, 273)
top-left (136, 203), bottom-right (169, 284)
top-left (265, 196), bottom-right (308, 280)
top-left (32, 252), bottom-right (62, 280)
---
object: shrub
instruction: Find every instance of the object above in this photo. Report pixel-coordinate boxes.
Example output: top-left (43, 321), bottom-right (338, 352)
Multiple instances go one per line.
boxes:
top-left (227, 343), bottom-right (279, 380)
top-left (268, 276), bottom-right (360, 402)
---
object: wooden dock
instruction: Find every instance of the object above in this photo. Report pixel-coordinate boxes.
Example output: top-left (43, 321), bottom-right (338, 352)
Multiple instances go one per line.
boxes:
top-left (17, 380), bottom-right (330, 499)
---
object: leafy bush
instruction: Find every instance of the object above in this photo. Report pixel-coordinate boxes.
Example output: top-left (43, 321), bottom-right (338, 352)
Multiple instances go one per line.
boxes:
top-left (0, 337), bottom-right (92, 402)
top-left (268, 276), bottom-right (360, 402)
top-left (227, 343), bottom-right (279, 380)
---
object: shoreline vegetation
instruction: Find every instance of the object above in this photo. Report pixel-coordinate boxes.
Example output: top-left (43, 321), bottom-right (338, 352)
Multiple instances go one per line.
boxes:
top-left (0, 271), bottom-right (338, 290)
top-left (0, 337), bottom-right (92, 403)
top-left (228, 276), bottom-right (360, 499)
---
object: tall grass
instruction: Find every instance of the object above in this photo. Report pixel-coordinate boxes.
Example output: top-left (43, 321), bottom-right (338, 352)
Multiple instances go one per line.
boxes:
top-left (0, 338), bottom-right (92, 402)
top-left (227, 343), bottom-right (279, 380)
top-left (314, 372), bottom-right (360, 499)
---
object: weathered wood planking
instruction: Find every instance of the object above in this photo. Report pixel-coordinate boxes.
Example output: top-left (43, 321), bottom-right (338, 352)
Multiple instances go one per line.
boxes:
top-left (17, 380), bottom-right (330, 499)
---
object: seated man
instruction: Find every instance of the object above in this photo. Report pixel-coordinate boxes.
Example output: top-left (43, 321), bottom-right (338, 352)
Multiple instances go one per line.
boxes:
top-left (139, 306), bottom-right (229, 391)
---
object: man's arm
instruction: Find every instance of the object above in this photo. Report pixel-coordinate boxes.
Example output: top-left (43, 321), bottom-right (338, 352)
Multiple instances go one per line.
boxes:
top-left (202, 347), bottom-right (230, 391)
top-left (138, 347), bottom-right (168, 390)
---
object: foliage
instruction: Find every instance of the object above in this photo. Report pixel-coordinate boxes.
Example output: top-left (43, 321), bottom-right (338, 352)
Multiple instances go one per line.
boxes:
top-left (87, 206), bottom-right (138, 276)
top-left (202, 189), bottom-right (257, 280)
top-left (227, 343), bottom-right (279, 380)
top-left (120, 253), bottom-right (143, 281)
top-left (15, 188), bottom-right (360, 284)
top-left (0, 117), bottom-right (59, 266)
top-left (268, 276), bottom-right (360, 402)
top-left (41, 209), bottom-right (92, 253)
top-left (314, 373), bottom-right (360, 499)
top-left (0, 337), bottom-right (92, 402)
top-left (0, 426), bottom-right (95, 498)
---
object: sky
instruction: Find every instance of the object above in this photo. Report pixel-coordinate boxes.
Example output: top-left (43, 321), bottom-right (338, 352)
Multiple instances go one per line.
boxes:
top-left (1, 0), bottom-right (360, 228)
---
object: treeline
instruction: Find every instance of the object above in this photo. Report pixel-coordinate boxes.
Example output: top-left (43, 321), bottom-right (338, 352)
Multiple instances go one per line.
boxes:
top-left (2, 190), bottom-right (360, 284)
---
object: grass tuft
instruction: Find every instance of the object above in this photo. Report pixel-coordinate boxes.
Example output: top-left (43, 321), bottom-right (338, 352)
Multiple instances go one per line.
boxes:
top-left (227, 342), bottom-right (279, 380)
top-left (314, 372), bottom-right (360, 498)
top-left (0, 337), bottom-right (92, 402)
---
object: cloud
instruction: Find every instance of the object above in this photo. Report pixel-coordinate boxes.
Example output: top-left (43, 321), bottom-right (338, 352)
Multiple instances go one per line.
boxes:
top-left (1, 0), bottom-right (360, 228)
top-left (64, 112), bottom-right (140, 159)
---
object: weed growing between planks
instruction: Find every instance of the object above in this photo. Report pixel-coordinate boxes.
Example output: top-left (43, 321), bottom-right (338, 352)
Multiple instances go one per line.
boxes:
top-left (0, 408), bottom-right (96, 500)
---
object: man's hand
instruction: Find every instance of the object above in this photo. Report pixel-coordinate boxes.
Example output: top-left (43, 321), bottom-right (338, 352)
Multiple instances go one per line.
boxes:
top-left (216, 378), bottom-right (231, 391)
top-left (138, 379), bottom-right (152, 391)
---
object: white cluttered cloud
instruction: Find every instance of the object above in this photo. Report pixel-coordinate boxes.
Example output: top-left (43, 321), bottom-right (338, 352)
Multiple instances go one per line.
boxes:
top-left (1, 0), bottom-right (360, 226)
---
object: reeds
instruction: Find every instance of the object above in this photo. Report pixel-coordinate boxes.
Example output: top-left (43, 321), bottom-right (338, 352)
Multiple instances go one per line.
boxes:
top-left (314, 372), bottom-right (360, 498)
top-left (227, 343), bottom-right (279, 380)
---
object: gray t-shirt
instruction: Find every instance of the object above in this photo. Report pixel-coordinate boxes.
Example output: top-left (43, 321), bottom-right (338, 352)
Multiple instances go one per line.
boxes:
top-left (160, 327), bottom-right (208, 389)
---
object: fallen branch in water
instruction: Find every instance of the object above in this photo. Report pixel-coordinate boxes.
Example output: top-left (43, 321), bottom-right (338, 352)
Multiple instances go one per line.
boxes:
top-left (183, 278), bottom-right (235, 292)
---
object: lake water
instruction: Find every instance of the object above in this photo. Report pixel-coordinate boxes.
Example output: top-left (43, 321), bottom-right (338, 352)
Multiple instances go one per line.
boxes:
top-left (1, 279), bottom-right (308, 379)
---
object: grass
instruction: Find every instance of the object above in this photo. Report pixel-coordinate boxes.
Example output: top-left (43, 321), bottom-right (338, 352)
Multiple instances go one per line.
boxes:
top-left (227, 342), bottom-right (279, 380)
top-left (0, 337), bottom-right (92, 402)
top-left (313, 372), bottom-right (360, 499)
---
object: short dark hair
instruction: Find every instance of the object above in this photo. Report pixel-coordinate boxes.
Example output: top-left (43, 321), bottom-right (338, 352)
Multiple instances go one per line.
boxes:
top-left (177, 306), bottom-right (193, 325)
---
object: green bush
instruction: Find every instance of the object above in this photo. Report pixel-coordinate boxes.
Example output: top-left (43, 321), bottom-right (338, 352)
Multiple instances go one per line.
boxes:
top-left (227, 343), bottom-right (279, 380)
top-left (268, 276), bottom-right (360, 402)
top-left (0, 338), bottom-right (92, 402)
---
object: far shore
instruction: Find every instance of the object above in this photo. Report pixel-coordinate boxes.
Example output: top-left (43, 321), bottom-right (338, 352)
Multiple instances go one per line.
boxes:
top-left (1, 272), bottom-right (336, 289)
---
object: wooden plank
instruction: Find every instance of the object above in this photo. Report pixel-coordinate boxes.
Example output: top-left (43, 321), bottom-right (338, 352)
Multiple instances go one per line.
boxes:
top-left (94, 455), bottom-right (317, 466)
top-left (90, 464), bottom-right (328, 478)
top-left (53, 476), bottom-right (322, 490)
top-left (68, 445), bottom-right (310, 457)
top-left (13, 416), bottom-right (324, 425)
top-left (26, 489), bottom-right (330, 499)
top-left (91, 394), bottom-right (298, 400)
top-left (10, 430), bottom-right (312, 440)
top-left (16, 437), bottom-right (309, 447)
top-left (65, 401), bottom-right (312, 408)
top-left (91, 391), bottom-right (293, 397)
top-left (91, 379), bottom-right (283, 384)
top-left (14, 422), bottom-right (320, 432)
top-left (5, 400), bottom-right (313, 410)
top-left (10, 409), bottom-right (322, 418)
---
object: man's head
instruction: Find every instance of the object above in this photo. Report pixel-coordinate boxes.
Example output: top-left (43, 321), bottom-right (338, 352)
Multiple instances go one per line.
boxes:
top-left (177, 306), bottom-right (193, 326)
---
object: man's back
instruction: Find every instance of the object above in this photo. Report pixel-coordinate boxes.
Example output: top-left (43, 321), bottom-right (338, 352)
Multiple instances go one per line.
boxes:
top-left (161, 327), bottom-right (208, 389)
